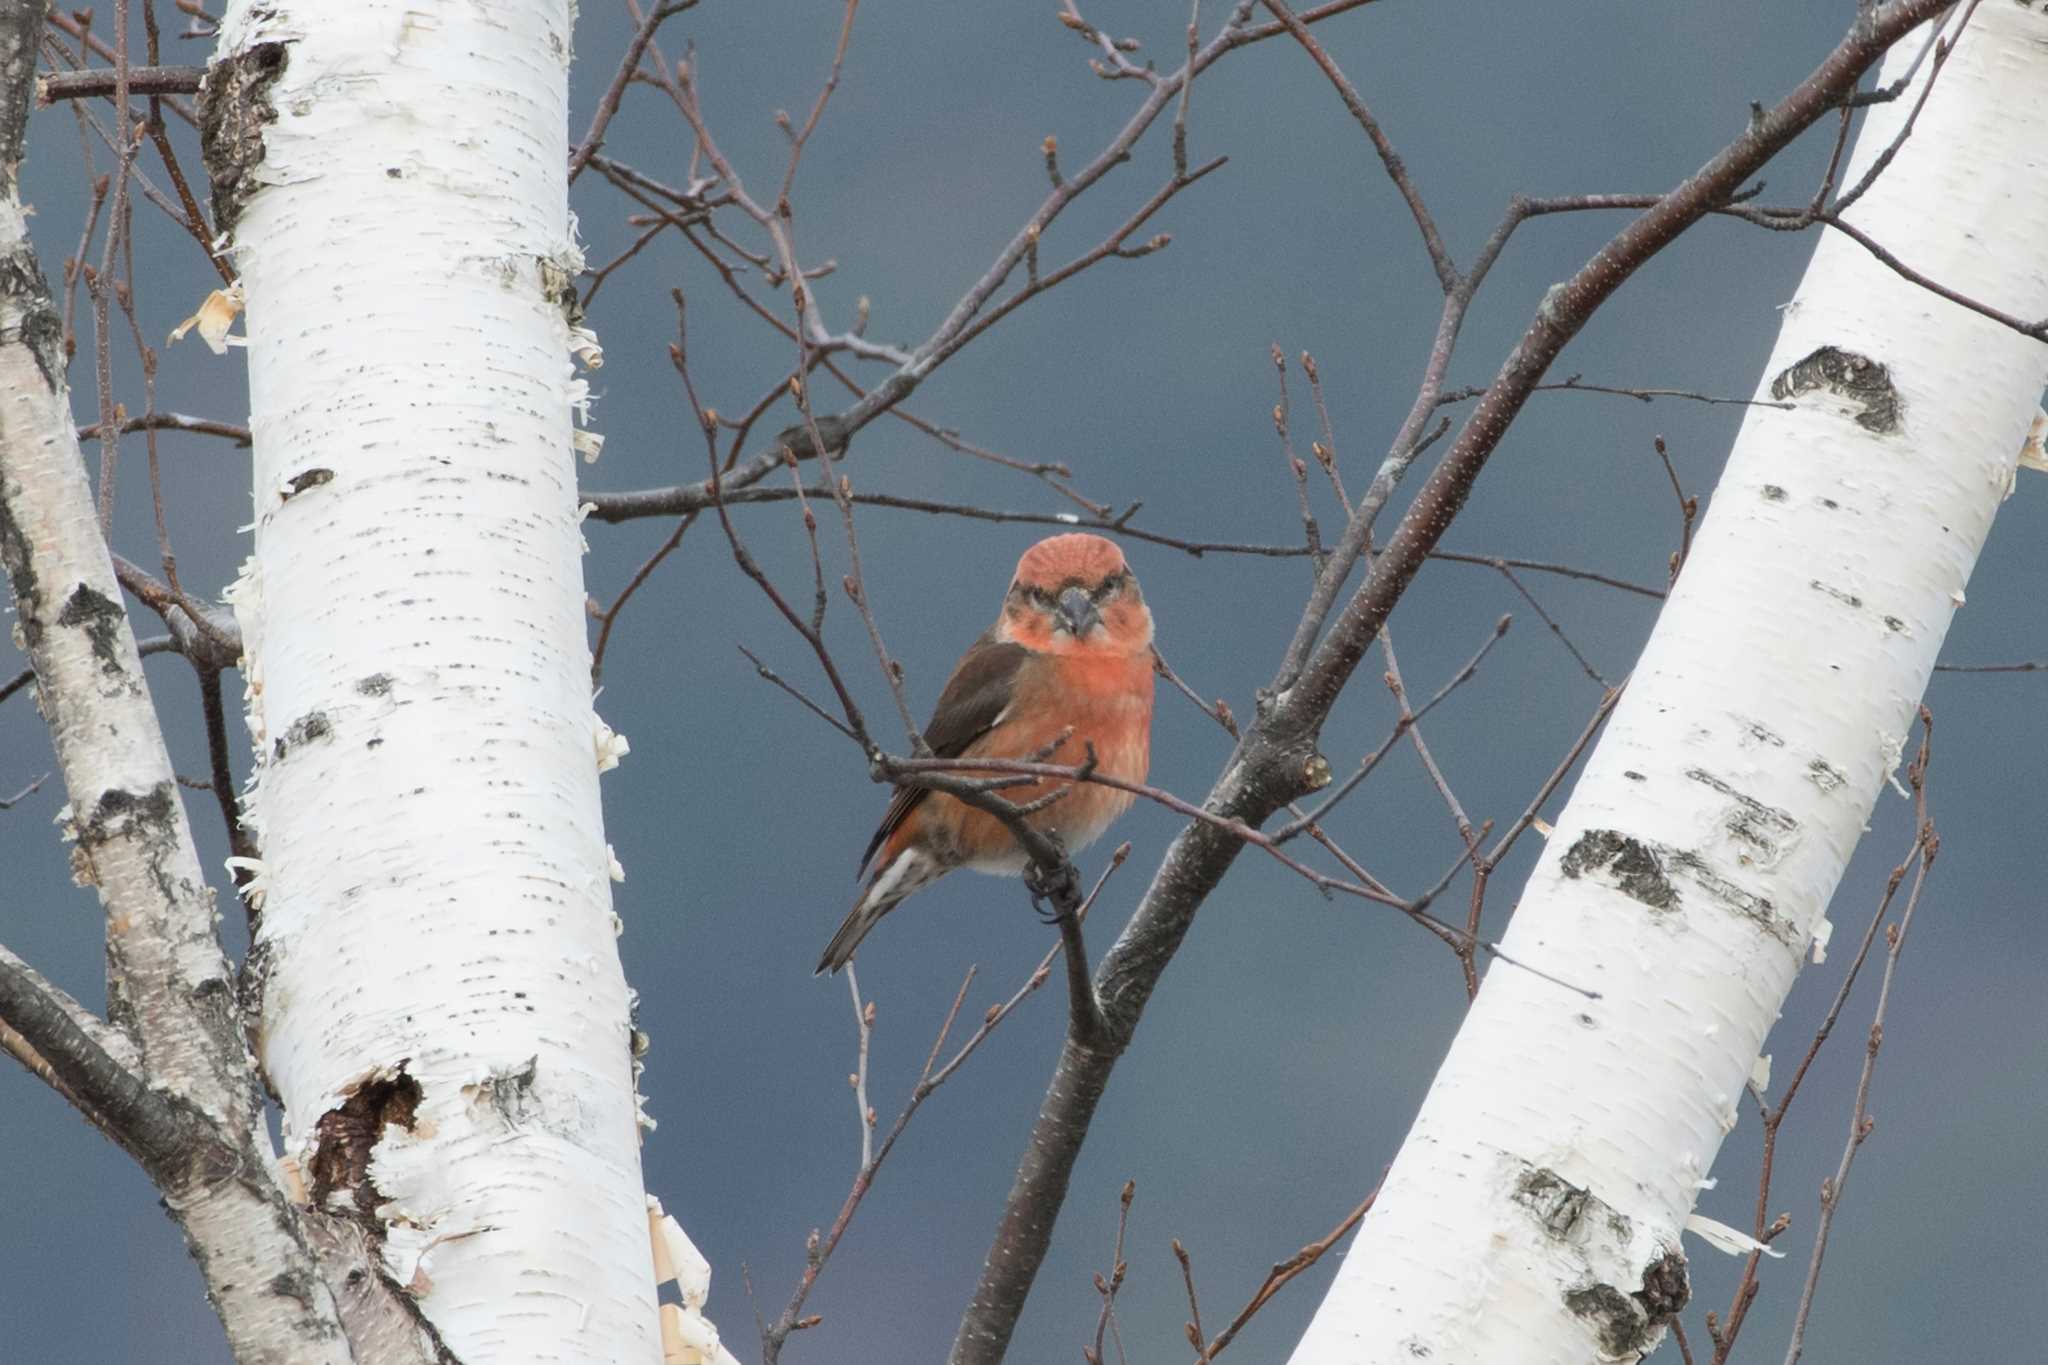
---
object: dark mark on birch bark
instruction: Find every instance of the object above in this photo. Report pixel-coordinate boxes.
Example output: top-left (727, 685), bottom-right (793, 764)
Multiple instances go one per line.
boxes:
top-left (199, 40), bottom-right (290, 235)
top-left (1769, 346), bottom-right (1902, 433)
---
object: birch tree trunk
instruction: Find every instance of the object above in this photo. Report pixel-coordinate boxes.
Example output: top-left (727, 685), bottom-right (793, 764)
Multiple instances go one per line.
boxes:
top-left (205, 3), bottom-right (657, 1359)
top-left (1289, 6), bottom-right (2048, 1362)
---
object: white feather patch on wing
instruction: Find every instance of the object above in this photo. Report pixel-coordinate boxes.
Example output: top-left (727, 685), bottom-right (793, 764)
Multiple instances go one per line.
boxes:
top-left (862, 847), bottom-right (947, 912)
top-left (865, 851), bottom-right (919, 907)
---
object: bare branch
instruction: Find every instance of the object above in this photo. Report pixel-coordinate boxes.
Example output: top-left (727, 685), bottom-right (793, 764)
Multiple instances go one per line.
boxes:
top-left (759, 848), bottom-right (1128, 1365)
top-left (0, 946), bottom-right (190, 1168)
top-left (1270, 345), bottom-right (1324, 578)
top-left (1260, 0), bottom-right (1454, 291)
top-left (1932, 658), bottom-right (2045, 674)
top-left (1781, 713), bottom-right (1937, 1365)
top-left (567, 0), bottom-right (699, 181)
top-left (776, 0), bottom-right (859, 203)
top-left (1195, 1178), bottom-right (1381, 1361)
top-left (37, 62), bottom-right (203, 103)
top-left (1275, 0), bottom-right (1953, 732)
top-left (1276, 614), bottom-right (1510, 842)
top-left (592, 0), bottom-right (1388, 546)
top-left (76, 410), bottom-right (251, 444)
top-left (1492, 561), bottom-right (1608, 688)
top-left (1084, 1180), bottom-right (1136, 1365)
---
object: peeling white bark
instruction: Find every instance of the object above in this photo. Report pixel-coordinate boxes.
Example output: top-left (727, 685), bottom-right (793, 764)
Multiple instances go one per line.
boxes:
top-left (212, 2), bottom-right (658, 1359)
top-left (1289, 7), bottom-right (2048, 1362)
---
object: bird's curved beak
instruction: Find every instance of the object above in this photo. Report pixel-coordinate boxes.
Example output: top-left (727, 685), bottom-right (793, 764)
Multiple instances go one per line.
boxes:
top-left (1056, 586), bottom-right (1101, 637)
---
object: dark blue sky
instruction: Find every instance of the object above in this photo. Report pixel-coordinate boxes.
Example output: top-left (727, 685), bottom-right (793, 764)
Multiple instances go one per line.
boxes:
top-left (6, 4), bottom-right (2044, 1362)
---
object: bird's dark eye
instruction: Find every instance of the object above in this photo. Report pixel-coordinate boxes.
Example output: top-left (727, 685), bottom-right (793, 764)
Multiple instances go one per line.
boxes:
top-left (1089, 572), bottom-right (1126, 602)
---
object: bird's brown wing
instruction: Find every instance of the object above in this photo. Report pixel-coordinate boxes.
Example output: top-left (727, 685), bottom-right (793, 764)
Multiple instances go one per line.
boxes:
top-left (859, 634), bottom-right (1033, 875)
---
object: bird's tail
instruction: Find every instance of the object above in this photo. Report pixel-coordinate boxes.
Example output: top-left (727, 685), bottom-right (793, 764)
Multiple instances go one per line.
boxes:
top-left (816, 847), bottom-right (944, 975)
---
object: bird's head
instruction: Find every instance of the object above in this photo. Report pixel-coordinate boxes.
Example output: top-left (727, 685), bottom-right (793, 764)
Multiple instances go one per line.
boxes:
top-left (997, 533), bottom-right (1153, 655)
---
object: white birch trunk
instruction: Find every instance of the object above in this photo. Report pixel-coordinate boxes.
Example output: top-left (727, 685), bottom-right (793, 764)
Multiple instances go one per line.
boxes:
top-left (1290, 7), bottom-right (2048, 1362)
top-left (210, 3), bottom-right (657, 1360)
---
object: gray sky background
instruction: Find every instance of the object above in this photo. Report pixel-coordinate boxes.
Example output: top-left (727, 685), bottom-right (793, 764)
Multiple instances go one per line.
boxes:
top-left (6, 3), bottom-right (2044, 1362)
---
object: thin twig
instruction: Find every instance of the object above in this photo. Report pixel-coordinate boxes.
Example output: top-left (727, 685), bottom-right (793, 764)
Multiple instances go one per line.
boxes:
top-left (1492, 561), bottom-right (1607, 688)
top-left (1275, 614), bottom-right (1511, 841)
top-left (0, 773), bottom-right (49, 809)
top-left (844, 967), bottom-right (875, 1169)
top-left (590, 513), bottom-right (698, 685)
top-left (1780, 712), bottom-right (1936, 1365)
top-left (1195, 1178), bottom-right (1382, 1360)
top-left (76, 411), bottom-right (251, 444)
top-left (1084, 1180), bottom-right (1136, 1365)
top-left (759, 845), bottom-right (1128, 1365)
top-left (1710, 713), bottom-right (1936, 1362)
top-left (883, 753), bottom-right (1407, 910)
top-left (1270, 344), bottom-right (1323, 577)
top-left (1931, 659), bottom-right (2044, 674)
top-left (1301, 350), bottom-right (1348, 513)
top-left (567, 0), bottom-right (699, 181)
top-left (1652, 434), bottom-right (1697, 585)
top-left (1433, 374), bottom-right (1794, 411)
top-left (776, 0), bottom-right (859, 203)
top-left (1261, 0), bottom-right (1453, 290)
top-left (198, 667), bottom-right (257, 901)
top-left (36, 62), bottom-right (202, 103)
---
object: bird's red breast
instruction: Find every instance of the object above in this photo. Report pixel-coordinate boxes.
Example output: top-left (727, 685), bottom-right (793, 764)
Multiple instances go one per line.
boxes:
top-left (873, 643), bottom-right (1154, 876)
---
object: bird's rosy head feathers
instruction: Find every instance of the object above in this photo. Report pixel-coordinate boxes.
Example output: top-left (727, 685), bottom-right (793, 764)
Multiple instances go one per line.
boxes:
top-left (1012, 533), bottom-right (1128, 590)
top-left (997, 533), bottom-right (1152, 655)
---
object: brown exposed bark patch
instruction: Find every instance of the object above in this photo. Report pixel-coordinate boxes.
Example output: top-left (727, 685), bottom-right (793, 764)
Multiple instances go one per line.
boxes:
top-left (79, 781), bottom-right (177, 845)
top-left (1514, 1167), bottom-right (1593, 1238)
top-left (1683, 767), bottom-right (1798, 861)
top-left (274, 709), bottom-right (334, 762)
top-left (1560, 829), bottom-right (1679, 911)
top-left (1807, 757), bottom-right (1847, 792)
top-left (466, 1056), bottom-right (542, 1128)
top-left (282, 467), bottom-right (334, 501)
top-left (1513, 1166), bottom-right (1634, 1246)
top-left (199, 39), bottom-right (289, 235)
top-left (1563, 1249), bottom-right (1690, 1358)
top-left (1769, 345), bottom-right (1902, 433)
top-left (1663, 848), bottom-right (1800, 945)
top-left (1637, 1249), bottom-right (1690, 1318)
top-left (1566, 1282), bottom-right (1651, 1358)
top-left (56, 583), bottom-right (129, 679)
top-left (310, 1067), bottom-right (423, 1217)
top-left (0, 239), bottom-right (63, 389)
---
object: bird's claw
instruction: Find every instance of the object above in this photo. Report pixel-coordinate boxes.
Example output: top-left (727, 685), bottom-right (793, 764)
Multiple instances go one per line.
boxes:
top-left (1024, 847), bottom-right (1080, 924)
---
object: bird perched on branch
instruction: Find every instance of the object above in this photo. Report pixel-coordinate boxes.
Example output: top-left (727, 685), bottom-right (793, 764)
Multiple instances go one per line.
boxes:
top-left (817, 533), bottom-right (1155, 975)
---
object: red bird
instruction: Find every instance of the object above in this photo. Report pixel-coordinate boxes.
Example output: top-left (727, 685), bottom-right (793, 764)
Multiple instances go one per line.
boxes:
top-left (817, 533), bottom-right (1155, 974)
